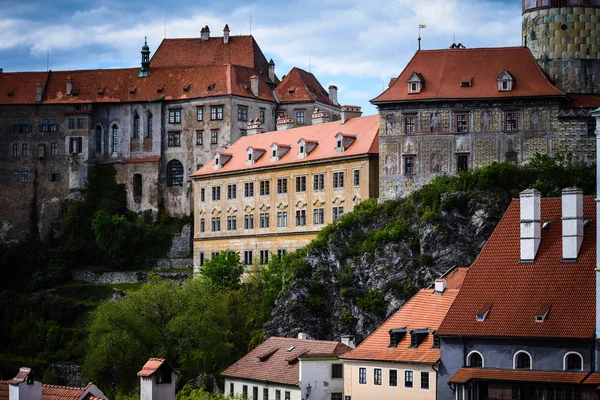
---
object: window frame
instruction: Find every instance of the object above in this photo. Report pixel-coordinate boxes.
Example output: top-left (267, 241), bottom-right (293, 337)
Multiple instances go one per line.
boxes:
top-left (404, 156), bottom-right (415, 175)
top-left (358, 367), bottom-right (367, 385)
top-left (504, 110), bottom-right (518, 132)
top-left (277, 178), bottom-right (288, 194)
top-left (353, 169), bottom-right (360, 187)
top-left (211, 216), bottom-right (221, 232)
top-left (389, 369), bottom-right (398, 387)
top-left (513, 350), bottom-right (532, 370)
top-left (238, 106), bottom-right (249, 122)
top-left (404, 115), bottom-right (415, 135)
top-left (244, 182), bottom-right (255, 198)
top-left (244, 214), bottom-right (254, 230)
top-left (227, 215), bottom-right (237, 231)
top-left (210, 105), bottom-right (224, 121)
top-left (331, 364), bottom-right (343, 379)
top-left (564, 352), bottom-right (583, 371)
top-left (227, 184), bottom-right (237, 200)
top-left (456, 113), bottom-right (469, 133)
top-left (166, 160), bottom-right (184, 188)
top-left (404, 370), bottom-right (414, 388)
top-left (168, 109), bottom-right (182, 124)
top-left (457, 154), bottom-right (469, 173)
top-left (210, 130), bottom-right (218, 144)
top-left (332, 206), bottom-right (344, 221)
top-left (421, 371), bottom-right (430, 390)
top-left (197, 106), bottom-right (203, 121)
top-left (212, 186), bottom-right (221, 201)
top-left (260, 180), bottom-right (270, 196)
top-left (196, 131), bottom-right (203, 146)
top-left (374, 368), bottom-right (382, 386)
top-left (167, 132), bottom-right (181, 147)
top-left (50, 142), bottom-right (58, 155)
top-left (313, 173), bottom-right (325, 192)
top-left (313, 208), bottom-right (325, 225)
top-left (295, 110), bottom-right (305, 125)
top-left (333, 171), bottom-right (344, 189)
top-left (296, 176), bottom-right (307, 193)
top-left (277, 211), bottom-right (288, 228)
top-left (295, 209), bottom-right (306, 226)
top-left (259, 213), bottom-right (270, 229)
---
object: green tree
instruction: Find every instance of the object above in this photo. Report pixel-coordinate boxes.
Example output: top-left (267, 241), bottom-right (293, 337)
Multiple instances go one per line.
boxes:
top-left (200, 250), bottom-right (244, 290)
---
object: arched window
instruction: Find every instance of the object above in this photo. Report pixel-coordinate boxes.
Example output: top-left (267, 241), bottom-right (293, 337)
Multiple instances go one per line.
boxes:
top-left (166, 160), bottom-right (184, 188)
top-left (133, 174), bottom-right (142, 202)
top-left (111, 124), bottom-right (119, 153)
top-left (514, 351), bottom-right (532, 369)
top-left (467, 351), bottom-right (484, 368)
top-left (564, 352), bottom-right (583, 371)
top-left (95, 125), bottom-right (102, 153)
top-left (133, 113), bottom-right (140, 138)
top-left (146, 113), bottom-right (153, 138)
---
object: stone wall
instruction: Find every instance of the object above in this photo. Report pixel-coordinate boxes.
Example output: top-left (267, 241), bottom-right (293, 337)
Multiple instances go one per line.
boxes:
top-left (72, 270), bottom-right (191, 284)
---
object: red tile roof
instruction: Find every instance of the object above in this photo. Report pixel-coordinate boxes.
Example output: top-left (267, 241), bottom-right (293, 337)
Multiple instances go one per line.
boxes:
top-left (221, 337), bottom-right (353, 386)
top-left (42, 383), bottom-right (94, 400)
top-left (275, 67), bottom-right (335, 106)
top-left (0, 381), bottom-right (8, 400)
top-left (191, 115), bottom-right (379, 177)
top-left (122, 156), bottom-right (161, 164)
top-left (0, 72), bottom-right (48, 104)
top-left (449, 368), bottom-right (593, 385)
top-left (562, 94), bottom-right (600, 109)
top-left (438, 197), bottom-right (596, 339)
top-left (372, 47), bottom-right (565, 104)
top-left (341, 268), bottom-right (467, 364)
top-left (138, 358), bottom-right (166, 377)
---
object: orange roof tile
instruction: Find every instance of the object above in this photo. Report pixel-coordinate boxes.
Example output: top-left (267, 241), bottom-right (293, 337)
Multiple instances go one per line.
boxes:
top-left (372, 47), bottom-right (565, 104)
top-left (191, 115), bottom-right (379, 177)
top-left (449, 368), bottom-right (592, 385)
top-left (0, 72), bottom-right (48, 104)
top-left (562, 94), bottom-right (600, 109)
top-left (221, 337), bottom-right (353, 386)
top-left (438, 197), bottom-right (596, 339)
top-left (41, 383), bottom-right (94, 400)
top-left (341, 269), bottom-right (466, 364)
top-left (275, 67), bottom-right (334, 106)
top-left (138, 358), bottom-right (166, 377)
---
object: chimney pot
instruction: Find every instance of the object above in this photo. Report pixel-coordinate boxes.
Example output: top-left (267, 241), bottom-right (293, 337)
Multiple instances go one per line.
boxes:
top-left (311, 107), bottom-right (330, 125)
top-left (562, 187), bottom-right (584, 260)
top-left (341, 105), bottom-right (362, 124)
top-left (276, 114), bottom-right (294, 131)
top-left (201, 26), bottom-right (210, 41)
top-left (35, 84), bottom-right (43, 103)
top-left (223, 24), bottom-right (230, 44)
top-left (520, 188), bottom-right (541, 262)
top-left (250, 75), bottom-right (259, 97)
top-left (328, 84), bottom-right (338, 105)
top-left (269, 59), bottom-right (275, 83)
top-left (66, 76), bottom-right (73, 96)
top-left (297, 332), bottom-right (308, 340)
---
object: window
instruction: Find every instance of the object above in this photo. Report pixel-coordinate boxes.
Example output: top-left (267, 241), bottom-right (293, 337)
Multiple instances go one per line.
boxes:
top-left (333, 172), bottom-right (344, 189)
top-left (263, 388), bottom-right (268, 400)
top-left (197, 107), bottom-right (203, 121)
top-left (285, 391), bottom-right (290, 400)
top-left (21, 171), bottom-right (29, 183)
top-left (12, 143), bottom-right (19, 156)
top-left (456, 114), bottom-right (468, 133)
top-left (211, 105), bottom-right (223, 120)
top-left (277, 212), bottom-right (287, 228)
top-left (200, 218), bottom-right (205, 233)
top-left (389, 370), bottom-right (397, 387)
top-left (212, 186), bottom-right (221, 201)
top-left (243, 386), bottom-right (248, 397)
top-left (51, 142), bottom-right (58, 155)
top-left (588, 119), bottom-right (596, 137)
top-left (353, 170), bottom-right (360, 187)
top-left (95, 125), bottom-right (102, 153)
top-left (296, 111), bottom-right (305, 125)
top-left (211, 130), bottom-right (218, 144)
top-left (565, 353), bottom-right (583, 371)
top-left (229, 383), bottom-right (233, 396)
top-left (240, 129), bottom-right (247, 137)
top-left (168, 109), bottom-right (181, 124)
top-left (112, 125), bottom-right (119, 153)
top-left (260, 213), bottom-right (270, 228)
top-left (333, 206), bottom-right (344, 221)
top-left (457, 154), bottom-right (469, 172)
top-left (332, 364), bottom-right (343, 379)
top-left (196, 131), bottom-right (203, 145)
top-left (50, 170), bottom-right (60, 182)
top-left (238, 106), bottom-right (248, 121)
top-left (296, 176), bottom-right (306, 192)
top-left (199, 252), bottom-right (205, 266)
top-left (68, 118), bottom-right (75, 129)
top-left (260, 180), bottom-right (270, 196)
top-left (21, 143), bottom-right (29, 157)
top-left (253, 386), bottom-right (258, 400)
top-left (200, 188), bottom-right (205, 202)
top-left (260, 109), bottom-right (265, 123)
top-left (404, 156), bottom-right (415, 175)
top-left (227, 184), bottom-right (237, 199)
top-left (374, 368), bottom-right (382, 386)
top-left (505, 111), bottom-right (518, 131)
top-left (467, 351), bottom-right (484, 368)
top-left (359, 367), bottom-right (367, 384)
top-left (40, 118), bottom-right (57, 132)
top-left (166, 160), bottom-right (184, 187)
top-left (515, 351), bottom-right (532, 369)
top-left (331, 394), bottom-right (342, 400)
top-left (12, 171), bottom-right (19, 183)
top-left (244, 250), bottom-right (253, 265)
top-left (404, 370), bottom-right (413, 388)
top-left (168, 132), bottom-right (181, 147)
top-left (211, 252), bottom-right (220, 258)
top-left (421, 371), bottom-right (429, 390)
top-left (277, 178), bottom-right (288, 194)
top-left (260, 250), bottom-right (269, 264)
top-left (244, 182), bottom-right (254, 197)
top-left (211, 217), bottom-right (221, 232)
top-left (133, 114), bottom-right (140, 138)
top-left (244, 214), bottom-right (254, 229)
top-left (405, 116), bottom-right (415, 135)
top-left (313, 208), bottom-right (324, 225)
top-left (146, 114), bottom-right (153, 138)
top-left (313, 174), bottom-right (324, 191)
top-left (12, 119), bottom-right (30, 132)
top-left (275, 390), bottom-right (281, 400)
top-left (296, 210), bottom-right (306, 226)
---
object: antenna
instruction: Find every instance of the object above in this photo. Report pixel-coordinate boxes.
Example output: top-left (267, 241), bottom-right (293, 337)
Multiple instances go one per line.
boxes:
top-left (164, 16), bottom-right (167, 38)
top-left (250, 13), bottom-right (252, 35)
top-left (418, 24), bottom-right (426, 51)
top-left (46, 50), bottom-right (49, 72)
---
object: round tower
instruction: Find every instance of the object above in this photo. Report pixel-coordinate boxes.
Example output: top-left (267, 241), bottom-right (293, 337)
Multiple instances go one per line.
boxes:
top-left (523, 0), bottom-right (600, 94)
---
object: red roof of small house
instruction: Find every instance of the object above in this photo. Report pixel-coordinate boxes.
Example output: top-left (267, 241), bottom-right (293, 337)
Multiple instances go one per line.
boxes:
top-left (138, 358), bottom-right (168, 377)
top-left (438, 197), bottom-right (596, 339)
top-left (275, 67), bottom-right (335, 106)
top-left (341, 268), bottom-right (466, 364)
top-left (372, 47), bottom-right (565, 104)
top-left (449, 368), bottom-right (597, 385)
top-left (41, 383), bottom-right (97, 400)
top-left (0, 381), bottom-right (8, 400)
top-left (221, 337), bottom-right (353, 386)
top-left (191, 115), bottom-right (379, 177)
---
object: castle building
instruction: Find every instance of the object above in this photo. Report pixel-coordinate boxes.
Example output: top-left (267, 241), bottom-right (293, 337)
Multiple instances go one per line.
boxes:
top-left (374, 2), bottom-right (599, 202)
top-left (0, 25), bottom-right (341, 244)
top-left (189, 113), bottom-right (378, 272)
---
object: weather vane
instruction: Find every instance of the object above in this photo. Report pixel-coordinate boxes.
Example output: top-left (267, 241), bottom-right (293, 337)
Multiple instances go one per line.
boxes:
top-left (418, 24), bottom-right (427, 51)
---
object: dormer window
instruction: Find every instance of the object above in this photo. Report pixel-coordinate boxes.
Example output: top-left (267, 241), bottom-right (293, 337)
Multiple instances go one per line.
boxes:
top-left (246, 147), bottom-right (266, 165)
top-left (270, 143), bottom-right (291, 162)
top-left (535, 305), bottom-right (550, 322)
top-left (476, 303), bottom-right (493, 321)
top-left (272, 149), bottom-right (277, 158)
top-left (297, 139), bottom-right (318, 159)
top-left (300, 145), bottom-right (305, 154)
top-left (214, 153), bottom-right (232, 171)
top-left (409, 329), bottom-right (429, 348)
top-left (389, 328), bottom-right (407, 348)
top-left (335, 133), bottom-right (356, 153)
top-left (337, 139), bottom-right (342, 148)
top-left (460, 78), bottom-right (473, 88)
top-left (497, 70), bottom-right (514, 92)
top-left (406, 72), bottom-right (424, 94)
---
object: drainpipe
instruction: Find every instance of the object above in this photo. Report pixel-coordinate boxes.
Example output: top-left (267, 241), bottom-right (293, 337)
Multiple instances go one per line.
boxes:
top-left (432, 362), bottom-right (439, 400)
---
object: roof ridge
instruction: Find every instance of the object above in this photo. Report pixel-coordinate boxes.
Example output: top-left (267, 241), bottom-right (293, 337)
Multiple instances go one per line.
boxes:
top-left (418, 46), bottom-right (529, 53)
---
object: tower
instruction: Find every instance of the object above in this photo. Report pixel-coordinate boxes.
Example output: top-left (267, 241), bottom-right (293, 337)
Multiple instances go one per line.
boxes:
top-left (523, 1), bottom-right (600, 94)
top-left (139, 37), bottom-right (150, 78)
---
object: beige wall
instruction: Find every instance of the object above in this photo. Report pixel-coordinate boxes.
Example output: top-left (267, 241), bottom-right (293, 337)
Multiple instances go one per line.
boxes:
top-left (343, 360), bottom-right (436, 400)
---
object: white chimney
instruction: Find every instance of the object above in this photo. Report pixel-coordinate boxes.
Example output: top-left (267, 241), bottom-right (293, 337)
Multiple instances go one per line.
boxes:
top-left (201, 26), bottom-right (210, 41)
top-left (276, 114), bottom-right (294, 131)
top-left (562, 187), bottom-right (584, 260)
top-left (341, 105), bottom-right (362, 124)
top-left (9, 368), bottom-right (42, 400)
top-left (250, 75), bottom-right (259, 97)
top-left (328, 85), bottom-right (338, 105)
top-left (434, 278), bottom-right (447, 294)
top-left (341, 335), bottom-right (355, 349)
top-left (66, 76), bottom-right (73, 96)
top-left (520, 188), bottom-right (541, 262)
top-left (297, 332), bottom-right (308, 340)
top-left (223, 24), bottom-right (230, 44)
top-left (247, 119), bottom-right (263, 135)
top-left (269, 59), bottom-right (275, 83)
top-left (35, 84), bottom-right (43, 103)
top-left (311, 107), bottom-right (330, 125)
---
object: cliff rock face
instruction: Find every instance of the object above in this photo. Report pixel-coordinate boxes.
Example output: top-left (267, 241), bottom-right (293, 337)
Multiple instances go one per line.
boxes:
top-left (265, 190), bottom-right (509, 342)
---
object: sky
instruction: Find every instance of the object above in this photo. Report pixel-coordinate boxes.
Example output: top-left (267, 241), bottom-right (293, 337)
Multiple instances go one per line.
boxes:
top-left (0, 0), bottom-right (523, 115)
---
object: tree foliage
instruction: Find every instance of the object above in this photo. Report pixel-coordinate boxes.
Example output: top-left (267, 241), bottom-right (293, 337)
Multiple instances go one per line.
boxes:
top-left (200, 251), bottom-right (244, 290)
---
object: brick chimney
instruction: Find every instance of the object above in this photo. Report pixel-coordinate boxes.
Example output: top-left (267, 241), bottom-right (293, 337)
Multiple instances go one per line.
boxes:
top-left (276, 114), bottom-right (294, 131)
top-left (200, 26), bottom-right (210, 41)
top-left (341, 105), bottom-right (362, 124)
top-left (328, 85), bottom-right (338, 105)
top-left (562, 187), bottom-right (584, 261)
top-left (35, 84), bottom-right (43, 103)
top-left (8, 367), bottom-right (42, 400)
top-left (311, 107), bottom-right (330, 125)
top-left (223, 24), bottom-right (230, 44)
top-left (66, 76), bottom-right (73, 96)
top-left (250, 75), bottom-right (259, 97)
top-left (269, 59), bottom-right (275, 83)
top-left (247, 118), bottom-right (263, 135)
top-left (520, 188), bottom-right (541, 262)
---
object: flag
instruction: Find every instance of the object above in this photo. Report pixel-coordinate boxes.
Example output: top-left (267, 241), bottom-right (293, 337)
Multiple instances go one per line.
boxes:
top-left (419, 24), bottom-right (427, 28)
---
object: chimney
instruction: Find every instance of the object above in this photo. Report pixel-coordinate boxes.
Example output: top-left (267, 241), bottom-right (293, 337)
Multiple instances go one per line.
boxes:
top-left (138, 359), bottom-right (176, 400)
top-left (311, 107), bottom-right (330, 125)
top-left (341, 335), bottom-right (356, 349)
top-left (250, 75), bottom-right (259, 97)
top-left (35, 84), bottom-right (43, 103)
top-left (223, 24), bottom-right (230, 44)
top-left (276, 114), bottom-right (294, 131)
top-left (434, 278), bottom-right (447, 294)
top-left (328, 85), bottom-right (338, 105)
top-left (269, 59), bottom-right (275, 83)
top-left (341, 105), bottom-right (362, 124)
top-left (201, 26), bottom-right (210, 41)
top-left (297, 332), bottom-right (308, 340)
top-left (0, 68), bottom-right (3, 74)
top-left (8, 367), bottom-right (42, 400)
top-left (247, 118), bottom-right (263, 135)
top-left (520, 188), bottom-right (541, 262)
top-left (562, 187), bottom-right (584, 260)
top-left (66, 76), bottom-right (73, 96)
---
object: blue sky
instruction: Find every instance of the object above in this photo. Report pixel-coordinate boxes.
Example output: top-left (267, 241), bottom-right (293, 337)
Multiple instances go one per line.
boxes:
top-left (0, 0), bottom-right (522, 114)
